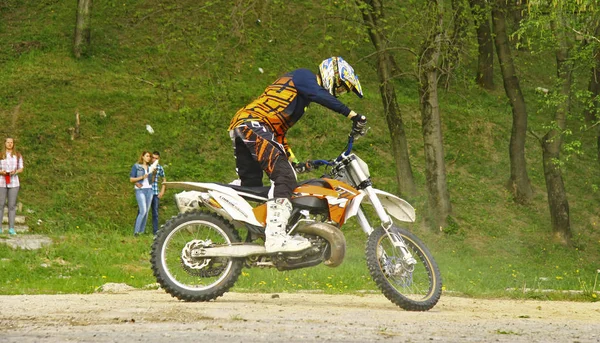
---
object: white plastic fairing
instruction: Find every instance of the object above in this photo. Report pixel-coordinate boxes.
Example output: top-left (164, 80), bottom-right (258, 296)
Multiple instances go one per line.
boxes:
top-left (344, 192), bottom-right (365, 222)
top-left (364, 189), bottom-right (416, 223)
top-left (166, 182), bottom-right (262, 226)
top-left (354, 155), bottom-right (370, 177)
top-left (165, 181), bottom-right (243, 196)
top-left (175, 191), bottom-right (203, 213)
top-left (208, 190), bottom-right (262, 226)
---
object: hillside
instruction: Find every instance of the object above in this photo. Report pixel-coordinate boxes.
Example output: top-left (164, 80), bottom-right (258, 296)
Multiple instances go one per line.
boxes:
top-left (0, 1), bottom-right (598, 297)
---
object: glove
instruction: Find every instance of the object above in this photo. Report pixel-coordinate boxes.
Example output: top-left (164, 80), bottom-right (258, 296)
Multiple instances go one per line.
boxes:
top-left (286, 148), bottom-right (298, 163)
top-left (351, 114), bottom-right (368, 136)
top-left (293, 160), bottom-right (313, 174)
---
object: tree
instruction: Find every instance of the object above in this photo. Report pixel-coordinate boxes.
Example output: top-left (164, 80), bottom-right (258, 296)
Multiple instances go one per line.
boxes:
top-left (517, 0), bottom-right (600, 244)
top-left (512, 0), bottom-right (527, 24)
top-left (335, 0), bottom-right (452, 228)
top-left (584, 45), bottom-right (600, 124)
top-left (440, 0), bottom-right (470, 88)
top-left (73, 0), bottom-right (93, 58)
top-left (583, 24), bottom-right (600, 161)
top-left (492, 1), bottom-right (533, 204)
top-left (358, 0), bottom-right (416, 196)
top-left (539, 13), bottom-right (572, 243)
top-left (521, 1), bottom-right (593, 244)
top-left (469, 0), bottom-right (494, 89)
top-left (509, 0), bottom-right (528, 48)
top-left (419, 0), bottom-right (452, 229)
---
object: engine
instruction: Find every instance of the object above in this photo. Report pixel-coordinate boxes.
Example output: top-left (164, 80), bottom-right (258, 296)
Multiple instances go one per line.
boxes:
top-left (268, 221), bottom-right (346, 271)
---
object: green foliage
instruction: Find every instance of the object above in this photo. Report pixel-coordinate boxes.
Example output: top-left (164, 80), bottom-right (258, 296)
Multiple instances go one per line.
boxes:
top-left (0, 0), bottom-right (598, 300)
top-left (515, 0), bottom-right (600, 172)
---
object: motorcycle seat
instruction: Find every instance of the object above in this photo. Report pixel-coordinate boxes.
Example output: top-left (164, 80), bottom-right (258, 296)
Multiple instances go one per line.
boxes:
top-left (298, 179), bottom-right (332, 188)
top-left (218, 179), bottom-right (333, 201)
top-left (218, 183), bottom-right (270, 199)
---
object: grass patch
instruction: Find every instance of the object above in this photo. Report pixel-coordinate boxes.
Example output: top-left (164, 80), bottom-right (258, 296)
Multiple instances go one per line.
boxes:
top-left (0, 0), bottom-right (598, 302)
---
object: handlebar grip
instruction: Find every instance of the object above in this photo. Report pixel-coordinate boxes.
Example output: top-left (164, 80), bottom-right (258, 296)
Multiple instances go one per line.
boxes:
top-left (293, 160), bottom-right (313, 173)
top-left (351, 116), bottom-right (368, 137)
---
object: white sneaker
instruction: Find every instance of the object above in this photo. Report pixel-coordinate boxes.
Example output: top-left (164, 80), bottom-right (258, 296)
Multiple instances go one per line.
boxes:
top-left (265, 233), bottom-right (311, 253)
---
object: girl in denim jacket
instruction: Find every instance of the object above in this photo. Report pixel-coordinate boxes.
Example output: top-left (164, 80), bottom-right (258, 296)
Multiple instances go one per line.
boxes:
top-left (129, 151), bottom-right (155, 236)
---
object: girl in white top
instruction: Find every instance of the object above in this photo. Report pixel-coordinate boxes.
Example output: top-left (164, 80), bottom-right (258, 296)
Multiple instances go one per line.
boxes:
top-left (0, 137), bottom-right (24, 235)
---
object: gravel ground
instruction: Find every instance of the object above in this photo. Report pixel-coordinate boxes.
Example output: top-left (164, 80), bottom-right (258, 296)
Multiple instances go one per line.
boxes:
top-left (1, 289), bottom-right (599, 342)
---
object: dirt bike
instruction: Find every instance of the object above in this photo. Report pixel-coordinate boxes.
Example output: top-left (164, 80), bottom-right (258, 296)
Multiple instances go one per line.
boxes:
top-left (150, 123), bottom-right (442, 311)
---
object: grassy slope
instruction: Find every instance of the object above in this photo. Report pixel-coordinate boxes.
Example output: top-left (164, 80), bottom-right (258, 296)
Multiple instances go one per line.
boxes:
top-left (0, 1), bottom-right (598, 299)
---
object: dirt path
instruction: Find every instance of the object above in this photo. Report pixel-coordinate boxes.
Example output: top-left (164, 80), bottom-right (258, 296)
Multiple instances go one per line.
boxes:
top-left (1, 290), bottom-right (599, 342)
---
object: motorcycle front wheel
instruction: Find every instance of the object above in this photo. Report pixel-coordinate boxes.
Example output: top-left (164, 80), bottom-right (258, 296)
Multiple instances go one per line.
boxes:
top-left (366, 226), bottom-right (442, 311)
top-left (150, 210), bottom-right (243, 302)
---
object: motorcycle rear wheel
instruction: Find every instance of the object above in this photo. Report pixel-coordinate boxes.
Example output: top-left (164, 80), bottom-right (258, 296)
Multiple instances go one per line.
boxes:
top-left (151, 210), bottom-right (243, 302)
top-left (366, 226), bottom-right (442, 311)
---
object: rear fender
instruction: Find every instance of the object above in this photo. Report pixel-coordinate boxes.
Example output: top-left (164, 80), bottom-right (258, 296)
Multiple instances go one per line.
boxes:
top-left (166, 181), bottom-right (262, 226)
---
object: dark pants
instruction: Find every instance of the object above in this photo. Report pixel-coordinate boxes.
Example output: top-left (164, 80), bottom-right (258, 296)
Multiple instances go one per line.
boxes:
top-left (231, 123), bottom-right (297, 199)
top-left (0, 186), bottom-right (19, 229)
top-left (151, 194), bottom-right (160, 234)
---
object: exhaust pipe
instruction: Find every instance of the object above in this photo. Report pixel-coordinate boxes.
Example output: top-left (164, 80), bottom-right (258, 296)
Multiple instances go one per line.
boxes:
top-left (297, 222), bottom-right (346, 267)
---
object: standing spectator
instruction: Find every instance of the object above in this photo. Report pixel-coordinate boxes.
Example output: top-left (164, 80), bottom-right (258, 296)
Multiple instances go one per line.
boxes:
top-left (0, 137), bottom-right (24, 235)
top-left (129, 151), bottom-right (156, 236)
top-left (150, 151), bottom-right (166, 236)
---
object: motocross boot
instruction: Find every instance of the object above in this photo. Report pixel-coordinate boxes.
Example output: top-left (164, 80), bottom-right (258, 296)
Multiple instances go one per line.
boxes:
top-left (264, 198), bottom-right (311, 253)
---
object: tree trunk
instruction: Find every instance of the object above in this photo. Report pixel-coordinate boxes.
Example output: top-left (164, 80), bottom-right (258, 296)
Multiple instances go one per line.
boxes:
top-left (441, 0), bottom-right (469, 89)
top-left (469, 0), bottom-right (494, 89)
top-left (583, 25), bottom-right (600, 124)
top-left (359, 0), bottom-right (416, 196)
top-left (586, 51), bottom-right (600, 162)
top-left (542, 137), bottom-right (571, 244)
top-left (419, 0), bottom-right (452, 229)
top-left (492, 3), bottom-right (533, 204)
top-left (585, 62), bottom-right (600, 123)
top-left (542, 18), bottom-right (572, 244)
top-left (73, 0), bottom-right (92, 58)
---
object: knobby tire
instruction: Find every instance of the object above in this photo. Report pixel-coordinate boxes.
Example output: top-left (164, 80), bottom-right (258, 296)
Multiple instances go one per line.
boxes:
top-left (150, 210), bottom-right (243, 302)
top-left (366, 226), bottom-right (442, 311)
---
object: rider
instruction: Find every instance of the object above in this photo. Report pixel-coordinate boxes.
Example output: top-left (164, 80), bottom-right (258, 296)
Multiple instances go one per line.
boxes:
top-left (228, 57), bottom-right (367, 253)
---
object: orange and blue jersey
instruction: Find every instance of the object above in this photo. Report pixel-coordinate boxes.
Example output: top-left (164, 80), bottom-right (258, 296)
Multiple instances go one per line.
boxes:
top-left (229, 68), bottom-right (352, 148)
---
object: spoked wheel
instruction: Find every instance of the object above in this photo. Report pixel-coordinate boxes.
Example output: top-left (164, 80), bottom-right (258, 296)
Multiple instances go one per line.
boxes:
top-left (150, 211), bottom-right (243, 302)
top-left (366, 226), bottom-right (442, 311)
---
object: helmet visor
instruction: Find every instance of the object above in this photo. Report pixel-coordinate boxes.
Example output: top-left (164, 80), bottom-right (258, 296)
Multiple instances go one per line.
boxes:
top-left (337, 57), bottom-right (363, 98)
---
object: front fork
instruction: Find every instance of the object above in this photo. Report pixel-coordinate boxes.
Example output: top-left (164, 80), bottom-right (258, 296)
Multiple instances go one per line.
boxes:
top-left (357, 187), bottom-right (417, 265)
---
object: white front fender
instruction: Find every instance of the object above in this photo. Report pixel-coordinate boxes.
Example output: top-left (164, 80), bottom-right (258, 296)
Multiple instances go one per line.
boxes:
top-left (364, 189), bottom-right (416, 223)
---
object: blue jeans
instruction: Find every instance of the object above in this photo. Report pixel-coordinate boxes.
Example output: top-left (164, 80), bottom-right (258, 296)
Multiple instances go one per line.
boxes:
top-left (151, 194), bottom-right (160, 235)
top-left (134, 188), bottom-right (153, 234)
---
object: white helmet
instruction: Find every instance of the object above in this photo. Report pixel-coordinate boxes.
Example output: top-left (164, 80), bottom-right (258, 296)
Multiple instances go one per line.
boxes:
top-left (318, 57), bottom-right (363, 98)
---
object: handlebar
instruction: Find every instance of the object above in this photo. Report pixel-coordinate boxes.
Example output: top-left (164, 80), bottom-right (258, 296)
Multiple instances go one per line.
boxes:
top-left (294, 122), bottom-right (368, 173)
